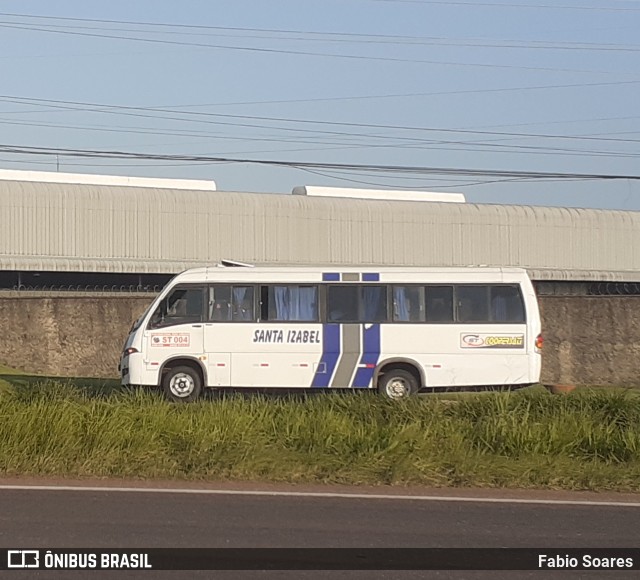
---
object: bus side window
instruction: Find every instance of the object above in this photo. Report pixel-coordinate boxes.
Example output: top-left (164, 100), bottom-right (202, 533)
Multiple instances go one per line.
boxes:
top-left (393, 286), bottom-right (425, 322)
top-left (456, 286), bottom-right (489, 323)
top-left (209, 286), bottom-right (232, 321)
top-left (209, 285), bottom-right (254, 322)
top-left (490, 285), bottom-right (525, 323)
top-left (425, 286), bottom-right (454, 323)
top-left (263, 285), bottom-right (318, 321)
top-left (327, 286), bottom-right (359, 323)
top-left (327, 285), bottom-right (387, 323)
top-left (362, 285), bottom-right (388, 322)
top-left (232, 286), bottom-right (254, 321)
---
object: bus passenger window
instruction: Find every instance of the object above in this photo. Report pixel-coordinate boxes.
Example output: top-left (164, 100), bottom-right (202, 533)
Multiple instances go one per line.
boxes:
top-left (208, 285), bottom-right (254, 321)
top-left (265, 285), bottom-right (318, 321)
top-left (393, 286), bottom-right (425, 322)
top-left (362, 286), bottom-right (388, 322)
top-left (327, 285), bottom-right (388, 323)
top-left (209, 286), bottom-right (232, 321)
top-left (232, 286), bottom-right (254, 321)
top-left (490, 285), bottom-right (525, 323)
top-left (327, 286), bottom-right (359, 322)
top-left (425, 286), bottom-right (454, 323)
top-left (456, 286), bottom-right (489, 323)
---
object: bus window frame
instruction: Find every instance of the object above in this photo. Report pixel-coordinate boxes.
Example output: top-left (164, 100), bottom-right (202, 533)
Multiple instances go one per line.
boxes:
top-left (259, 284), bottom-right (321, 324)
top-left (389, 283), bottom-right (528, 325)
top-left (453, 283), bottom-right (527, 325)
top-left (325, 283), bottom-right (389, 324)
top-left (488, 283), bottom-right (527, 324)
top-left (173, 281), bottom-right (528, 327)
top-left (147, 284), bottom-right (207, 330)
top-left (207, 284), bottom-right (258, 323)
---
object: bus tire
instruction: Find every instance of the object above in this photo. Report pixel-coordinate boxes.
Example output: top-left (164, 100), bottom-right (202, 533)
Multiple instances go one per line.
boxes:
top-left (378, 369), bottom-right (419, 400)
top-left (162, 365), bottom-right (202, 403)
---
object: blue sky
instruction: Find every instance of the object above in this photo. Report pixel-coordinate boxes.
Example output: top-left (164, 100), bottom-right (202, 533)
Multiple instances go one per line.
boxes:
top-left (1, 0), bottom-right (639, 208)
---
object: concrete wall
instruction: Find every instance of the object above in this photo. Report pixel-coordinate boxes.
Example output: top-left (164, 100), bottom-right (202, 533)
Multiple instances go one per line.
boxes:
top-left (0, 294), bottom-right (638, 386)
top-left (539, 296), bottom-right (640, 386)
top-left (0, 294), bottom-right (151, 379)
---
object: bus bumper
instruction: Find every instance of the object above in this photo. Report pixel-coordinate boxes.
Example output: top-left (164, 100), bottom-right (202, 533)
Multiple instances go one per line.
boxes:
top-left (120, 353), bottom-right (156, 386)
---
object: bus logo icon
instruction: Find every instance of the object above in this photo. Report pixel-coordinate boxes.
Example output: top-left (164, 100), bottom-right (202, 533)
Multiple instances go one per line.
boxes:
top-left (7, 550), bottom-right (40, 568)
top-left (461, 334), bottom-right (484, 347)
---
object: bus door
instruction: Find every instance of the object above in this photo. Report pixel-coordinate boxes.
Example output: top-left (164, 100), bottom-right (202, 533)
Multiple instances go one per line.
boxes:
top-left (325, 282), bottom-right (387, 389)
top-left (145, 285), bottom-right (205, 375)
top-left (203, 285), bottom-right (251, 387)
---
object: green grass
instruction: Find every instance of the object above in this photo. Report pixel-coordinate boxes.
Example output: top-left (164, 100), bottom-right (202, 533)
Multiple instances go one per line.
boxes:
top-left (0, 364), bottom-right (120, 394)
top-left (2, 381), bottom-right (640, 491)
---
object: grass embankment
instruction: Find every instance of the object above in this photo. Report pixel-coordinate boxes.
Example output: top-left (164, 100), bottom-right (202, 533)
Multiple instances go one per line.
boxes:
top-left (1, 381), bottom-right (640, 491)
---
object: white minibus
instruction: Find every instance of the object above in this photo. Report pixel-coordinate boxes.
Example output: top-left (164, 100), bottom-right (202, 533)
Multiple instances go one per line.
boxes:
top-left (119, 265), bottom-right (542, 401)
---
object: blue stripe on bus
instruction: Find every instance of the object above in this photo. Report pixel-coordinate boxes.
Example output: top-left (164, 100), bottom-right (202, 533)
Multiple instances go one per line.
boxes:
top-left (311, 273), bottom-right (341, 388)
top-left (311, 324), bottom-right (341, 388)
top-left (352, 272), bottom-right (381, 388)
top-left (352, 323), bottom-right (381, 388)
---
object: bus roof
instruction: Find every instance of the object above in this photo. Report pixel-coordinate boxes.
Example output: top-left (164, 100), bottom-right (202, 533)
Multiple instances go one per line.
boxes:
top-left (171, 264), bottom-right (529, 280)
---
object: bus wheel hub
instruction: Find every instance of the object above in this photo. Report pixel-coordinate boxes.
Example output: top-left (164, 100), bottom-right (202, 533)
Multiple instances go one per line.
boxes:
top-left (170, 373), bottom-right (194, 396)
top-left (388, 379), bottom-right (408, 398)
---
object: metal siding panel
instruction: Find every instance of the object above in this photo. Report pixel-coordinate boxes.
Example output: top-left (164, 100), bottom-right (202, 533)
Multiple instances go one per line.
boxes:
top-left (3, 181), bottom-right (640, 280)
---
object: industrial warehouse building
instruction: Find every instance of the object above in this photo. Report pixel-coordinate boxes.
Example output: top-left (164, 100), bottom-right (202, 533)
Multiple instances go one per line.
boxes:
top-left (1, 169), bottom-right (639, 386)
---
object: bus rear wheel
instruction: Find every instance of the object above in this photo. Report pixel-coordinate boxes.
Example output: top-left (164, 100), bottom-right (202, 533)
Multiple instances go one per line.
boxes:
top-left (162, 365), bottom-right (202, 403)
top-left (378, 369), bottom-right (419, 400)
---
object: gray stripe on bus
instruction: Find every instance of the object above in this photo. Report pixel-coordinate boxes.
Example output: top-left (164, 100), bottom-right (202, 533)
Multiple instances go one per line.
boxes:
top-left (342, 273), bottom-right (359, 282)
top-left (331, 324), bottom-right (361, 388)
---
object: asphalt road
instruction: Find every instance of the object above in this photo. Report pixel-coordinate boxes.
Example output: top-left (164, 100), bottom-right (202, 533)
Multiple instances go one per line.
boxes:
top-left (1, 485), bottom-right (638, 579)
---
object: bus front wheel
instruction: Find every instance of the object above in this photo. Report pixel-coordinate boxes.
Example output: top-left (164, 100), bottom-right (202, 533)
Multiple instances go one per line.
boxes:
top-left (162, 365), bottom-right (202, 403)
top-left (378, 369), bottom-right (419, 400)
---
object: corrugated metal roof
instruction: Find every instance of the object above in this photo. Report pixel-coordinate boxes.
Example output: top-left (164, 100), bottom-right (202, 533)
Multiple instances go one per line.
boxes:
top-left (1, 179), bottom-right (639, 281)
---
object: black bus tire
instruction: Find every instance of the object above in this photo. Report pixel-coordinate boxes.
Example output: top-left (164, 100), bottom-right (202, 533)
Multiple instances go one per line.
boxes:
top-left (162, 365), bottom-right (203, 403)
top-left (377, 369), bottom-right (419, 400)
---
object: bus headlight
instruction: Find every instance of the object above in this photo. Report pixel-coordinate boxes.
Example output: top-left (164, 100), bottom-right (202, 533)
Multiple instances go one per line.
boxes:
top-left (124, 347), bottom-right (139, 356)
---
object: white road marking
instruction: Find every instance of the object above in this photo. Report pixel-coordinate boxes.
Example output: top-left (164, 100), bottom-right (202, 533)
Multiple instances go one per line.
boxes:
top-left (0, 484), bottom-right (639, 507)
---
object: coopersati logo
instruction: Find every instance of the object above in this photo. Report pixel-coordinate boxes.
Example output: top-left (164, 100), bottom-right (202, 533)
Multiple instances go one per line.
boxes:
top-left (7, 550), bottom-right (40, 568)
top-left (152, 336), bottom-right (161, 344)
top-left (460, 333), bottom-right (525, 349)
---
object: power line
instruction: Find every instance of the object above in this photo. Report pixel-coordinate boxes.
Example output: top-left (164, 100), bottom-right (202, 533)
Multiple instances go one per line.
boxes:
top-left (1, 79), bottom-right (637, 112)
top-left (0, 18), bottom-right (636, 53)
top-left (3, 94), bottom-right (640, 146)
top-left (112, 80), bottom-right (640, 108)
top-left (0, 21), bottom-right (623, 75)
top-left (371, 0), bottom-right (640, 11)
top-left (2, 11), bottom-right (640, 51)
top-left (1, 95), bottom-right (639, 161)
top-left (2, 142), bottom-right (639, 181)
top-left (4, 115), bottom-right (640, 159)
